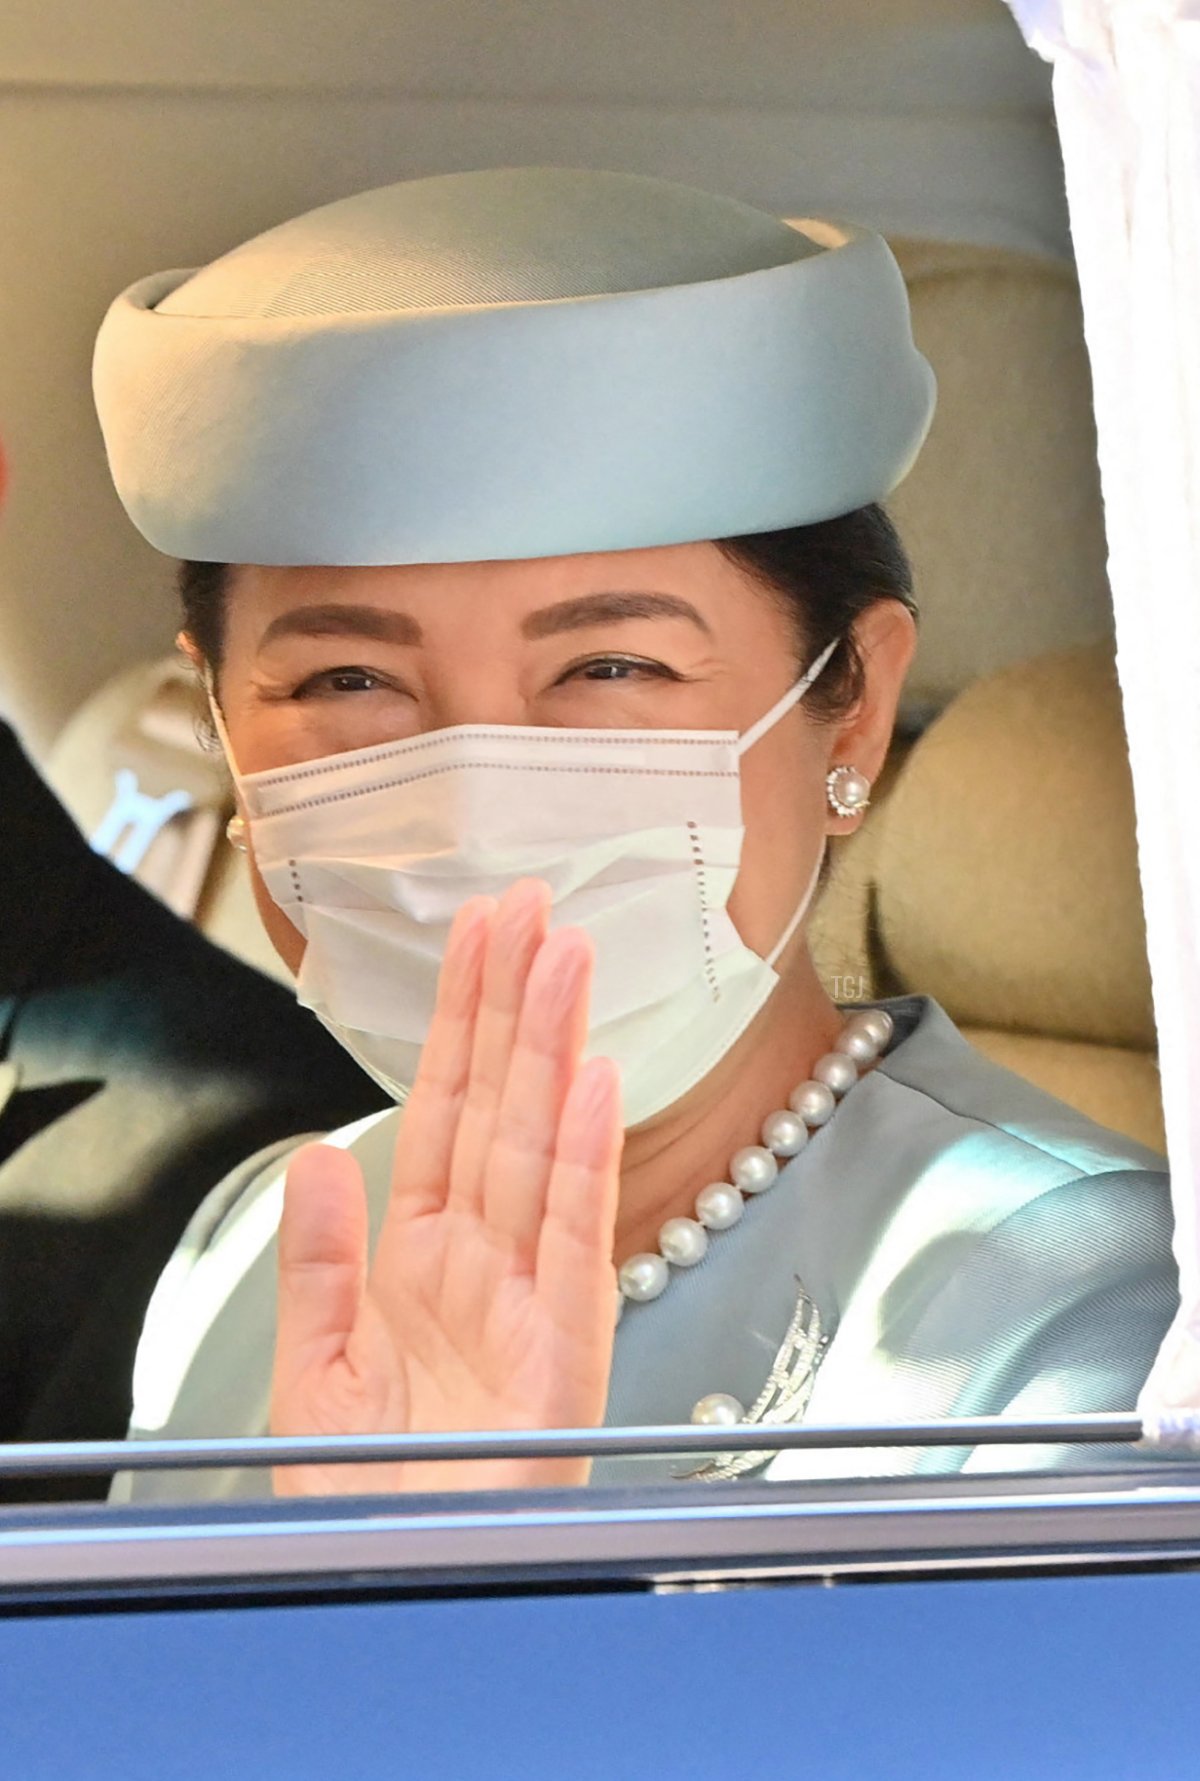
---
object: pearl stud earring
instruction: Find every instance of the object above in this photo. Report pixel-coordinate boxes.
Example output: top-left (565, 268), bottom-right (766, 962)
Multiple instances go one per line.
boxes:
top-left (826, 764), bottom-right (872, 818)
top-left (225, 813), bottom-right (248, 851)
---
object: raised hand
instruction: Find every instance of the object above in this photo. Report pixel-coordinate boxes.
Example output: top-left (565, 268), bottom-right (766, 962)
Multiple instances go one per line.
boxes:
top-left (269, 879), bottom-right (624, 1495)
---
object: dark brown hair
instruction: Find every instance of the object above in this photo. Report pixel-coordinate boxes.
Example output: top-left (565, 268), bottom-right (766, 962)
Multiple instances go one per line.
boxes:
top-left (179, 502), bottom-right (916, 721)
top-left (715, 504), bottom-right (916, 724)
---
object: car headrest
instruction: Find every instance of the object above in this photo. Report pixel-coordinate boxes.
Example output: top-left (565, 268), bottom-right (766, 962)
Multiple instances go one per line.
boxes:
top-left (884, 240), bottom-right (1114, 719)
top-left (875, 640), bottom-right (1156, 1049)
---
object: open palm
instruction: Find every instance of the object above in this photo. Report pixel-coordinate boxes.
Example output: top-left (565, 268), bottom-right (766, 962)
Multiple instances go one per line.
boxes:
top-left (270, 879), bottom-right (624, 1495)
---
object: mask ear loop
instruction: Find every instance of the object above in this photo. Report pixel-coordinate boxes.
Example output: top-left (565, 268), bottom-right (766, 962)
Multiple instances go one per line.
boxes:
top-left (735, 634), bottom-right (842, 969)
top-left (200, 665), bottom-right (242, 777)
top-left (765, 839), bottom-right (827, 969)
top-left (736, 635), bottom-right (841, 757)
top-left (200, 668), bottom-right (252, 857)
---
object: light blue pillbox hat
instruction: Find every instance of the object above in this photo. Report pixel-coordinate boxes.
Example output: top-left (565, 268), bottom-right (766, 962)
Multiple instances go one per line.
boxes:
top-left (93, 167), bottom-right (936, 565)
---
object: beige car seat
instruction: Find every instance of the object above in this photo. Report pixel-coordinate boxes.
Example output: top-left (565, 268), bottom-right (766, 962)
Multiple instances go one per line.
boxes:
top-left (885, 237), bottom-right (1114, 722)
top-left (810, 640), bottom-right (1163, 1156)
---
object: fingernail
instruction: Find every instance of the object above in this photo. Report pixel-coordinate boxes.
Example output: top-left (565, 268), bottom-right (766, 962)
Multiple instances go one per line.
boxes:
top-left (494, 881), bottom-right (552, 952)
top-left (501, 877), bottom-right (552, 918)
top-left (448, 895), bottom-right (495, 956)
top-left (533, 928), bottom-right (591, 1007)
top-left (576, 1056), bottom-right (622, 1121)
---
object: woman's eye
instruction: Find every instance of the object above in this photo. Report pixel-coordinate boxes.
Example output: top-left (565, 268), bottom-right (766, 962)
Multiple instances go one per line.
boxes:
top-left (293, 667), bottom-right (396, 698)
top-left (564, 656), bottom-right (677, 685)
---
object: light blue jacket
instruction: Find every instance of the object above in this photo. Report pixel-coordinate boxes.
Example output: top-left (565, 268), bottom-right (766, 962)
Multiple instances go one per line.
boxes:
top-left (113, 995), bottom-right (1178, 1502)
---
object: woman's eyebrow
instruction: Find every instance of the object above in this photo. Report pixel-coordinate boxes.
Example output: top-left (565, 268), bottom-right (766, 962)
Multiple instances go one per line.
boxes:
top-left (521, 591), bottom-right (713, 639)
top-left (256, 590), bottom-right (712, 651)
top-left (257, 604), bottom-right (423, 649)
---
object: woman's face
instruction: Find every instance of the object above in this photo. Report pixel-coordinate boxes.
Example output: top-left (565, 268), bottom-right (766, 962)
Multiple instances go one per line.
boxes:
top-left (207, 540), bottom-right (915, 975)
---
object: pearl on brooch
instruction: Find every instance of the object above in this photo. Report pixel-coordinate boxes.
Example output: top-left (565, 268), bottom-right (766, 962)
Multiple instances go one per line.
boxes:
top-left (761, 1109), bottom-right (808, 1157)
top-left (618, 1252), bottom-right (670, 1302)
top-left (658, 1216), bottom-right (709, 1267)
top-left (694, 1182), bottom-right (745, 1230)
top-left (691, 1392), bottom-right (746, 1426)
top-left (730, 1145), bottom-right (780, 1195)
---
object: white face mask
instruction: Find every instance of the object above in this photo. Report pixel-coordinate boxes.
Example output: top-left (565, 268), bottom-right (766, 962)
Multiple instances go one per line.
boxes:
top-left (217, 637), bottom-right (839, 1127)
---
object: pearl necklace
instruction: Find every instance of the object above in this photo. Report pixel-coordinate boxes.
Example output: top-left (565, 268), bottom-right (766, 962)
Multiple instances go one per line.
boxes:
top-left (613, 1003), bottom-right (895, 1439)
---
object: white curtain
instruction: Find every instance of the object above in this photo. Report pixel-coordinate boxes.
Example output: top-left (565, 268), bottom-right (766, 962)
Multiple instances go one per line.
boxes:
top-left (1007, 0), bottom-right (1200, 1435)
